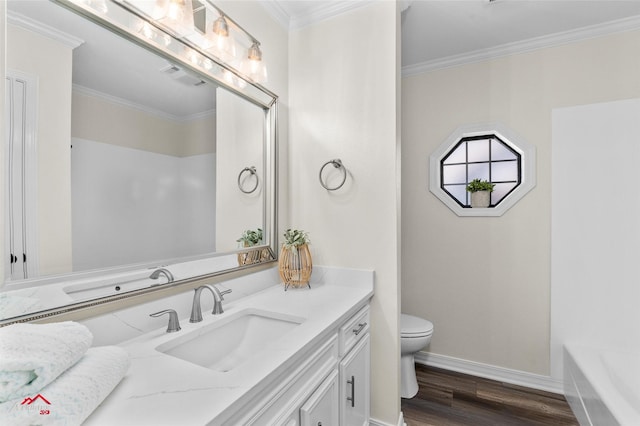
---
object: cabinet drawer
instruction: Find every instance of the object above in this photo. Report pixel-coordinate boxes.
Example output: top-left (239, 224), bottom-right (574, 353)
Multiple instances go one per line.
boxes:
top-left (339, 306), bottom-right (369, 356)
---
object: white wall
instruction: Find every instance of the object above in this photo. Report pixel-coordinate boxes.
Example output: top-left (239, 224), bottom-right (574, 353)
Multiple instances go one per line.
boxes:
top-left (402, 29), bottom-right (640, 376)
top-left (71, 138), bottom-right (216, 271)
top-left (7, 23), bottom-right (73, 277)
top-left (216, 0), bottom-right (290, 238)
top-left (0, 2), bottom-right (5, 286)
top-left (289, 2), bottom-right (401, 423)
top-left (72, 90), bottom-right (216, 157)
top-left (551, 98), bottom-right (640, 380)
top-left (72, 76), bottom-right (218, 272)
top-left (215, 88), bottom-right (265, 252)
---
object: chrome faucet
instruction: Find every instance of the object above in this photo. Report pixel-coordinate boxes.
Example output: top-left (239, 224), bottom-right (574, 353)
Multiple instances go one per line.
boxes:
top-left (149, 268), bottom-right (174, 285)
top-left (150, 309), bottom-right (181, 333)
top-left (190, 284), bottom-right (232, 323)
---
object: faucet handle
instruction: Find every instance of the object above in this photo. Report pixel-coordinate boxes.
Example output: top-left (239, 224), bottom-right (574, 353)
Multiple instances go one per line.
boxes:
top-left (211, 286), bottom-right (232, 315)
top-left (150, 309), bottom-right (181, 333)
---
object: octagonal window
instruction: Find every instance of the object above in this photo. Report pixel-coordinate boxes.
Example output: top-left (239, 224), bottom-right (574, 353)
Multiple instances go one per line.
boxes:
top-left (429, 123), bottom-right (536, 217)
top-left (442, 135), bottom-right (521, 208)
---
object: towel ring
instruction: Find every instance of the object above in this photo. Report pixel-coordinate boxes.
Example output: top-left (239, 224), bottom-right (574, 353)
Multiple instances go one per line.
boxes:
top-left (238, 166), bottom-right (259, 194)
top-left (319, 159), bottom-right (347, 191)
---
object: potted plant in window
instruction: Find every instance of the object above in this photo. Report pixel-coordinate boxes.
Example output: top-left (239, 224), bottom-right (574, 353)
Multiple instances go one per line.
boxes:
top-left (466, 179), bottom-right (495, 208)
top-left (278, 229), bottom-right (312, 290)
top-left (236, 228), bottom-right (270, 265)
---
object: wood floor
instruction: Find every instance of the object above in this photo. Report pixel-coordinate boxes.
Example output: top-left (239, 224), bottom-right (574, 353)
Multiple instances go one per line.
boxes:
top-left (401, 364), bottom-right (579, 426)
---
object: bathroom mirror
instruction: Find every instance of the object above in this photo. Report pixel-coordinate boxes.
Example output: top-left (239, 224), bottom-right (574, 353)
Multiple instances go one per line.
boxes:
top-left (1, 0), bottom-right (277, 323)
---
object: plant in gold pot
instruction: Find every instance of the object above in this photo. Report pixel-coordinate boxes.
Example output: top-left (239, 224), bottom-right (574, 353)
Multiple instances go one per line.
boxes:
top-left (278, 229), bottom-right (312, 290)
top-left (466, 179), bottom-right (495, 208)
top-left (236, 228), bottom-right (269, 265)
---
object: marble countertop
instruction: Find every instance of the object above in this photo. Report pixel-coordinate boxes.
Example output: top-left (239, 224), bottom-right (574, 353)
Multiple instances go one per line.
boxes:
top-left (84, 278), bottom-right (373, 426)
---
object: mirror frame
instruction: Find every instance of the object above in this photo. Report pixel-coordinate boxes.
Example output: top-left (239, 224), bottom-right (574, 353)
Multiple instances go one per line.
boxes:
top-left (0, 0), bottom-right (278, 326)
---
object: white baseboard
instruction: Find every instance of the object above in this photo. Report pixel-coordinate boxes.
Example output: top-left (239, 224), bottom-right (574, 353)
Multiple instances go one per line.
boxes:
top-left (414, 351), bottom-right (564, 394)
top-left (369, 412), bottom-right (405, 426)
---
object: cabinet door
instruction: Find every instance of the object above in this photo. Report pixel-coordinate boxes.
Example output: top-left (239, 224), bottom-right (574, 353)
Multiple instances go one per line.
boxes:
top-left (339, 333), bottom-right (370, 426)
top-left (300, 370), bottom-right (339, 426)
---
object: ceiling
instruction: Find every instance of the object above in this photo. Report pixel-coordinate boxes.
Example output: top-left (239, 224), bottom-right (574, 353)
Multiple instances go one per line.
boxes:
top-left (8, 0), bottom-right (640, 116)
top-left (269, 0), bottom-right (640, 72)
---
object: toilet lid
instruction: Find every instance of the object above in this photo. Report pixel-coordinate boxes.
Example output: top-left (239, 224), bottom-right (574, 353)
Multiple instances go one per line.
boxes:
top-left (401, 314), bottom-right (433, 337)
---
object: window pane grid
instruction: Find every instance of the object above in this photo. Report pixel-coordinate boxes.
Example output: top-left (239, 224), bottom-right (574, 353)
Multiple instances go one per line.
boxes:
top-left (439, 134), bottom-right (521, 208)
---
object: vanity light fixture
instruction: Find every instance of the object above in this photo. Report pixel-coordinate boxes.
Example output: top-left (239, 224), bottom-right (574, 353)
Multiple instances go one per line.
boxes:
top-left (203, 2), bottom-right (267, 84)
top-left (242, 41), bottom-right (267, 84)
top-left (156, 0), bottom-right (195, 37)
top-left (97, 0), bottom-right (268, 84)
top-left (207, 13), bottom-right (237, 63)
top-left (121, 0), bottom-right (195, 37)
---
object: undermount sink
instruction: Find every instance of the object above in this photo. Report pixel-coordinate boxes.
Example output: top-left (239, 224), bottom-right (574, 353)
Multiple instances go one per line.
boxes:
top-left (155, 309), bottom-right (305, 372)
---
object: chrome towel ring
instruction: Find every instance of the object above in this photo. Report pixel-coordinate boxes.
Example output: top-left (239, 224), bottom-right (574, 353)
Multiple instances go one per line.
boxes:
top-left (319, 159), bottom-right (347, 191)
top-left (238, 166), bottom-right (259, 194)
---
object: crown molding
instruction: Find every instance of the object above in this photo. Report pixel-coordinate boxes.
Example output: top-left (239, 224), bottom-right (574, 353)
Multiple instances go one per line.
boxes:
top-left (402, 14), bottom-right (640, 77)
top-left (261, 0), bottom-right (373, 31)
top-left (259, 1), bottom-right (290, 31)
top-left (7, 10), bottom-right (84, 49)
top-left (72, 84), bottom-right (215, 123)
top-left (289, 1), bottom-right (371, 30)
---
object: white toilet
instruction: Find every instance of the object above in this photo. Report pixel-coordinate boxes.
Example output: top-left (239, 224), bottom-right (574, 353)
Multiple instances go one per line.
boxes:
top-left (400, 313), bottom-right (434, 399)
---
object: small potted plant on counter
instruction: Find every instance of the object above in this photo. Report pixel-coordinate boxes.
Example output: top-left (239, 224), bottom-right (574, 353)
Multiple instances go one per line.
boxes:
top-left (237, 228), bottom-right (270, 265)
top-left (466, 179), bottom-right (495, 208)
top-left (278, 229), bottom-right (312, 290)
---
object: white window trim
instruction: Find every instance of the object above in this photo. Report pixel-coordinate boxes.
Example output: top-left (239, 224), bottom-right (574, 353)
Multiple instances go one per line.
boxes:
top-left (429, 122), bottom-right (536, 217)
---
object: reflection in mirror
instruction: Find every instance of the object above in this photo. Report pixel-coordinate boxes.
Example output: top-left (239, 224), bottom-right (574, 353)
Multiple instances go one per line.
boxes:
top-left (1, 0), bottom-right (276, 323)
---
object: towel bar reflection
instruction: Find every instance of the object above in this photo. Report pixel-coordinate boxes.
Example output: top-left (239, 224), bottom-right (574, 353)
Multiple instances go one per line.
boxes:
top-left (238, 166), bottom-right (259, 194)
top-left (319, 159), bottom-right (347, 191)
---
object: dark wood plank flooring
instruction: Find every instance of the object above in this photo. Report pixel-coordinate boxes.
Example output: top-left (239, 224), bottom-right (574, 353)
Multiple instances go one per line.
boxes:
top-left (402, 364), bottom-right (579, 426)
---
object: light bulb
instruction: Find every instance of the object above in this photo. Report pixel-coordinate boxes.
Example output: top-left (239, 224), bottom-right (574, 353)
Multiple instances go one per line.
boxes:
top-left (155, 0), bottom-right (194, 37)
top-left (186, 49), bottom-right (199, 65)
top-left (139, 21), bottom-right (156, 39)
top-left (166, 0), bottom-right (185, 22)
top-left (242, 42), bottom-right (267, 83)
top-left (207, 15), bottom-right (236, 62)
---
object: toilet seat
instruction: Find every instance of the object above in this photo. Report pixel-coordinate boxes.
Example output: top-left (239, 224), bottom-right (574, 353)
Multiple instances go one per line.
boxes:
top-left (401, 314), bottom-right (433, 338)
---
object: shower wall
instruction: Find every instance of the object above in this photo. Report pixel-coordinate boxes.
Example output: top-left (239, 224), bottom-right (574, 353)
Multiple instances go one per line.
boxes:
top-left (551, 97), bottom-right (640, 380)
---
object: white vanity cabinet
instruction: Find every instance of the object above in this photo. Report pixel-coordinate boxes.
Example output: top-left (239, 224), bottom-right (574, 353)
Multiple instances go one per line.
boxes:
top-left (300, 370), bottom-right (340, 426)
top-left (299, 305), bottom-right (370, 426)
top-left (340, 335), bottom-right (370, 425)
top-left (221, 304), bottom-right (371, 426)
top-left (338, 306), bottom-right (370, 426)
top-left (299, 305), bottom-right (371, 426)
top-left (82, 273), bottom-right (374, 426)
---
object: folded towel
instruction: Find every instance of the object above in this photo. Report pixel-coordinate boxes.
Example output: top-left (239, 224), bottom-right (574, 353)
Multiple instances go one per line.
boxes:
top-left (0, 346), bottom-right (130, 426)
top-left (0, 293), bottom-right (42, 319)
top-left (0, 322), bottom-right (93, 403)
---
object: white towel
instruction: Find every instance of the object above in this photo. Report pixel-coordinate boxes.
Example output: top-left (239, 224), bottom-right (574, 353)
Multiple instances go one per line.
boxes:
top-left (0, 346), bottom-right (130, 426)
top-left (0, 293), bottom-right (42, 319)
top-left (0, 322), bottom-right (93, 403)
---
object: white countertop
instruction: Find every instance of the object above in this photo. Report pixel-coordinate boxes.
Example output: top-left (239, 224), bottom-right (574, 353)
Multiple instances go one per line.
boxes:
top-left (84, 279), bottom-right (373, 426)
